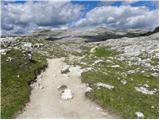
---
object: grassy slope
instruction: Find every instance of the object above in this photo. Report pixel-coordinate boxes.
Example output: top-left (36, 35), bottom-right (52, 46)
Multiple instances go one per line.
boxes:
top-left (78, 47), bottom-right (159, 119)
top-left (1, 49), bottom-right (47, 118)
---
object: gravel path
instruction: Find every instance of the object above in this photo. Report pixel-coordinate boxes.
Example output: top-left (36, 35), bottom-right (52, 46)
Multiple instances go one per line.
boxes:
top-left (16, 58), bottom-right (118, 118)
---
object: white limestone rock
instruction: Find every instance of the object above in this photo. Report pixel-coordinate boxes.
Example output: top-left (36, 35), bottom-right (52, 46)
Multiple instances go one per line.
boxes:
top-left (61, 88), bottom-right (73, 100)
top-left (96, 82), bottom-right (114, 90)
top-left (135, 86), bottom-right (157, 95)
top-left (135, 112), bottom-right (144, 118)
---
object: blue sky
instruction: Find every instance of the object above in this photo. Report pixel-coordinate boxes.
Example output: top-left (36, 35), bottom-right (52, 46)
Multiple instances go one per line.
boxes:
top-left (1, 0), bottom-right (159, 34)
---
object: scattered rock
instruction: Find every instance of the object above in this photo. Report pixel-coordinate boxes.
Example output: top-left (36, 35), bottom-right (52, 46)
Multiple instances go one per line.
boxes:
top-left (151, 72), bottom-right (158, 77)
top-left (1, 37), bottom-right (17, 47)
top-left (33, 43), bottom-right (43, 49)
top-left (69, 66), bottom-right (84, 77)
top-left (151, 106), bottom-right (155, 109)
top-left (21, 42), bottom-right (33, 50)
top-left (96, 82), bottom-right (114, 90)
top-left (61, 65), bottom-right (70, 74)
top-left (127, 70), bottom-right (135, 74)
top-left (94, 59), bottom-right (103, 64)
top-left (121, 80), bottom-right (127, 85)
top-left (135, 86), bottom-right (157, 95)
top-left (135, 112), bottom-right (144, 118)
top-left (111, 65), bottom-right (120, 68)
top-left (61, 88), bottom-right (73, 100)
top-left (90, 46), bottom-right (98, 53)
top-left (96, 107), bottom-right (101, 110)
top-left (85, 87), bottom-right (93, 92)
top-left (143, 84), bottom-right (149, 88)
top-left (6, 57), bottom-right (13, 62)
top-left (57, 85), bottom-right (67, 91)
top-left (106, 59), bottom-right (112, 63)
top-left (0, 49), bottom-right (8, 55)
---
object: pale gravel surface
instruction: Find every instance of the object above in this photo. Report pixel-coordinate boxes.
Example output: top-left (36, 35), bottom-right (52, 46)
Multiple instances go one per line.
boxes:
top-left (16, 58), bottom-right (119, 119)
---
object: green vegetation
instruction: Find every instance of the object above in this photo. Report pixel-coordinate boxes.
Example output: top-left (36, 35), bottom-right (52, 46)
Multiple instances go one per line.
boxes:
top-left (78, 46), bottom-right (159, 118)
top-left (94, 47), bottom-right (120, 57)
top-left (1, 49), bottom-right (47, 118)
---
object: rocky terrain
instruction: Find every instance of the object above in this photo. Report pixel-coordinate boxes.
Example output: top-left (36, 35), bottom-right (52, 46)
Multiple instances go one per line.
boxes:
top-left (1, 26), bottom-right (159, 119)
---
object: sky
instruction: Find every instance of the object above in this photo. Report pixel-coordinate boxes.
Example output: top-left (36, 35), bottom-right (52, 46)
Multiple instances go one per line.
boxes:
top-left (1, 0), bottom-right (159, 35)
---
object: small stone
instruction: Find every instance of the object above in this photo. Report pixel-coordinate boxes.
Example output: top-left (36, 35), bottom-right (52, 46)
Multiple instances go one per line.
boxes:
top-left (57, 85), bottom-right (67, 91)
top-left (96, 82), bottom-right (114, 90)
top-left (127, 70), bottom-right (135, 74)
top-left (111, 65), bottom-right (120, 68)
top-left (135, 112), bottom-right (144, 118)
top-left (85, 87), bottom-right (93, 92)
top-left (121, 80), bottom-right (127, 85)
top-left (151, 106), bottom-right (155, 109)
top-left (96, 107), bottom-right (101, 110)
top-left (61, 65), bottom-right (70, 74)
top-left (143, 83), bottom-right (149, 88)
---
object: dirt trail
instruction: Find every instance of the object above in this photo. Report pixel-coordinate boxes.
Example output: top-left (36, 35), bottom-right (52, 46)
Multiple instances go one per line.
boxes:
top-left (16, 58), bottom-right (118, 118)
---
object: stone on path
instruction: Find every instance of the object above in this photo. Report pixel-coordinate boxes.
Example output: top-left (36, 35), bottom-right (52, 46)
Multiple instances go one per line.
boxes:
top-left (61, 88), bottom-right (73, 100)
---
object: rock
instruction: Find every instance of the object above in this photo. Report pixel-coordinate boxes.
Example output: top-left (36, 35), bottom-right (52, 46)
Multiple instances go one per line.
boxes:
top-left (0, 49), bottom-right (8, 55)
top-left (57, 85), bottom-right (67, 91)
top-left (21, 42), bottom-right (33, 50)
top-left (151, 106), bottom-right (155, 109)
top-left (90, 46), bottom-right (98, 53)
top-left (96, 107), bottom-right (101, 110)
top-left (135, 112), bottom-right (144, 118)
top-left (96, 82), bottom-right (114, 90)
top-left (61, 65), bottom-right (70, 74)
top-left (61, 88), bottom-right (73, 100)
top-left (6, 57), bottom-right (13, 62)
top-left (1, 37), bottom-right (17, 47)
top-left (69, 66), bottom-right (84, 77)
top-left (127, 70), bottom-right (135, 74)
top-left (85, 87), bottom-right (93, 92)
top-left (33, 43), bottom-right (43, 49)
top-left (94, 59), bottom-right (103, 64)
top-left (111, 65), bottom-right (120, 68)
top-left (121, 80), bottom-right (127, 85)
top-left (135, 86), bottom-right (157, 95)
top-left (143, 84), bottom-right (149, 88)
top-left (151, 72), bottom-right (158, 77)
top-left (106, 59), bottom-right (112, 63)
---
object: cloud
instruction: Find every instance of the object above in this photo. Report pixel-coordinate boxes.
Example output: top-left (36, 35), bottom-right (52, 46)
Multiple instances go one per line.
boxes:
top-left (75, 5), bottom-right (159, 30)
top-left (2, 1), bottom-right (83, 34)
top-left (2, 1), bottom-right (159, 35)
top-left (121, 0), bottom-right (138, 6)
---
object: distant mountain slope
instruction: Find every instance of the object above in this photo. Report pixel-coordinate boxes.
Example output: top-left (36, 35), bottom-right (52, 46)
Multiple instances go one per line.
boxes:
top-left (25, 26), bottom-right (159, 42)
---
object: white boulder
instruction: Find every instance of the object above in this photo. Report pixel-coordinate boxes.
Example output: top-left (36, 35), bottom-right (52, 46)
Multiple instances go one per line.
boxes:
top-left (135, 86), bottom-right (157, 95)
top-left (61, 65), bottom-right (70, 74)
top-left (85, 87), bottom-right (93, 92)
top-left (61, 89), bottom-right (73, 100)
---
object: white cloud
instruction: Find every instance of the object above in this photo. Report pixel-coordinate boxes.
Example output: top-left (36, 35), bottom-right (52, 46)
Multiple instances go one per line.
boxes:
top-left (75, 5), bottom-right (159, 30)
top-left (2, 1), bottom-right (83, 34)
top-left (2, 1), bottom-right (159, 35)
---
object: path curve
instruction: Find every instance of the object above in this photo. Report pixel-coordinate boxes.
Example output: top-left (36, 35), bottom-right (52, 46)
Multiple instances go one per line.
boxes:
top-left (17, 58), bottom-right (118, 118)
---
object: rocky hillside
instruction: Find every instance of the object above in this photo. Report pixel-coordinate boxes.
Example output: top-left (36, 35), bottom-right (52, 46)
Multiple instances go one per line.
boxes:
top-left (1, 26), bottom-right (159, 119)
top-left (26, 26), bottom-right (159, 42)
